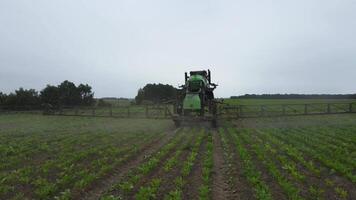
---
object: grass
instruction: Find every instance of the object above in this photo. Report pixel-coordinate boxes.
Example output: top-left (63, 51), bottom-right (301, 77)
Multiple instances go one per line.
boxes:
top-left (224, 98), bottom-right (356, 105)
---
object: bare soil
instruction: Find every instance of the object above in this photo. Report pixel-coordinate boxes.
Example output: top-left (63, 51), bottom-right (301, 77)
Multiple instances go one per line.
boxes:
top-left (211, 130), bottom-right (231, 200)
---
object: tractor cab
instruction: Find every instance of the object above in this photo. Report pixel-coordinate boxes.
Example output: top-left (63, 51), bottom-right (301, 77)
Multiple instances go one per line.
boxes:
top-left (173, 69), bottom-right (218, 127)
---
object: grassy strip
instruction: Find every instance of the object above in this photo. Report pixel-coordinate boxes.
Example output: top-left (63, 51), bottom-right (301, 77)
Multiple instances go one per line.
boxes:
top-left (226, 128), bottom-right (272, 200)
top-left (198, 132), bottom-right (213, 200)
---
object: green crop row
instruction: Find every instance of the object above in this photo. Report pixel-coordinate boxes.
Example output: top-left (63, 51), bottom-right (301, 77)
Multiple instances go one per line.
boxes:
top-left (164, 129), bottom-right (206, 200)
top-left (218, 127), bottom-right (236, 187)
top-left (255, 129), bottom-right (321, 176)
top-left (272, 128), bottom-right (356, 183)
top-left (236, 129), bottom-right (303, 200)
top-left (260, 128), bottom-right (352, 199)
top-left (0, 130), bottom-right (161, 199)
top-left (292, 127), bottom-right (356, 165)
top-left (198, 132), bottom-right (213, 200)
top-left (226, 128), bottom-right (272, 200)
top-left (102, 130), bottom-right (187, 199)
top-left (134, 130), bottom-right (197, 200)
top-left (256, 129), bottom-right (351, 199)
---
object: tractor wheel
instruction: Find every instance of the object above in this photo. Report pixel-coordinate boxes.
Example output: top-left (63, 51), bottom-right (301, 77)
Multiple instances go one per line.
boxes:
top-left (212, 119), bottom-right (217, 128)
top-left (174, 120), bottom-right (181, 127)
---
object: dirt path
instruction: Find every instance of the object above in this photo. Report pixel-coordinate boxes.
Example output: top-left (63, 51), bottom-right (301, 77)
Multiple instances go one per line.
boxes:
top-left (79, 128), bottom-right (179, 200)
top-left (211, 130), bottom-right (230, 200)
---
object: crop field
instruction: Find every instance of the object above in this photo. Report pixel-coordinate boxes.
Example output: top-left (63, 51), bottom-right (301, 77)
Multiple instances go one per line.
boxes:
top-left (0, 113), bottom-right (356, 200)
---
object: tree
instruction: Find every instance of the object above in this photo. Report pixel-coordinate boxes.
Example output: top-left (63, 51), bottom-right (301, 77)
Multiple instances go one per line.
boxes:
top-left (40, 81), bottom-right (94, 106)
top-left (4, 88), bottom-right (40, 107)
top-left (58, 80), bottom-right (81, 106)
top-left (40, 85), bottom-right (60, 106)
top-left (0, 92), bottom-right (7, 105)
top-left (135, 83), bottom-right (177, 104)
top-left (135, 88), bottom-right (144, 104)
top-left (78, 84), bottom-right (94, 106)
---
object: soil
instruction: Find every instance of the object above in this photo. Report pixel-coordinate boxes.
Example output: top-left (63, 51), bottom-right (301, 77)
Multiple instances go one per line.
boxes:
top-left (211, 130), bottom-right (231, 200)
top-left (268, 131), bottom-right (356, 200)
top-left (182, 136), bottom-right (207, 200)
top-left (225, 127), bottom-right (287, 200)
top-left (78, 128), bottom-right (179, 200)
top-left (124, 131), bottom-right (194, 199)
top-left (154, 133), bottom-right (198, 199)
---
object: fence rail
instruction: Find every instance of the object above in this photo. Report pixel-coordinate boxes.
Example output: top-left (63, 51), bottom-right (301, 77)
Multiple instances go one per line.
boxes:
top-left (218, 102), bottom-right (356, 118)
top-left (1, 102), bottom-right (356, 119)
top-left (46, 105), bottom-right (174, 119)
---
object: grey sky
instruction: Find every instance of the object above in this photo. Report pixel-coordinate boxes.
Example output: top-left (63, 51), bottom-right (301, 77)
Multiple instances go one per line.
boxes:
top-left (1, 0), bottom-right (356, 98)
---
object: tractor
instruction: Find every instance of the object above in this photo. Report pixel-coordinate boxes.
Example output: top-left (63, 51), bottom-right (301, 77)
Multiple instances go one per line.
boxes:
top-left (172, 70), bottom-right (218, 127)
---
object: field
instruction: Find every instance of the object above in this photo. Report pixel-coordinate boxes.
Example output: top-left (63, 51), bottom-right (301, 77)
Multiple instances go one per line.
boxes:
top-left (1, 107), bottom-right (356, 199)
top-left (224, 98), bottom-right (356, 105)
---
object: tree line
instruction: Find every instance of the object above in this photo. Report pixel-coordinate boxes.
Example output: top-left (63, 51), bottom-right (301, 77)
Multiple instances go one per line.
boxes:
top-left (231, 94), bottom-right (356, 99)
top-left (0, 80), bottom-right (94, 108)
top-left (135, 83), bottom-right (177, 104)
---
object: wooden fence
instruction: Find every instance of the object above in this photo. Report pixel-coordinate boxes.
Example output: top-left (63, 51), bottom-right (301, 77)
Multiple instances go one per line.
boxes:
top-left (1, 102), bottom-right (356, 119)
top-left (46, 105), bottom-right (174, 119)
top-left (218, 102), bottom-right (356, 118)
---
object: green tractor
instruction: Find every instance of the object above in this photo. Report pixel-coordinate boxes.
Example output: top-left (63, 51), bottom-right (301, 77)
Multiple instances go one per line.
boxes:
top-left (173, 70), bottom-right (218, 127)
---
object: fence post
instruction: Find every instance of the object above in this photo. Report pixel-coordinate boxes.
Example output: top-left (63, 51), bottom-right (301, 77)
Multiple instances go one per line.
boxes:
top-left (304, 104), bottom-right (308, 115)
top-left (349, 103), bottom-right (353, 113)
top-left (327, 104), bottom-right (331, 114)
top-left (260, 105), bottom-right (265, 117)
top-left (164, 106), bottom-right (167, 118)
top-left (92, 107), bottom-right (95, 116)
top-left (236, 106), bottom-right (239, 118)
top-left (127, 106), bottom-right (130, 118)
top-left (239, 105), bottom-right (242, 117)
top-left (282, 105), bottom-right (286, 116)
top-left (145, 105), bottom-right (149, 118)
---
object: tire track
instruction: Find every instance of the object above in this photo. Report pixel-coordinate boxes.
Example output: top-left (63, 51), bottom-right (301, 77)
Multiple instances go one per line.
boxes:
top-left (211, 130), bottom-right (230, 200)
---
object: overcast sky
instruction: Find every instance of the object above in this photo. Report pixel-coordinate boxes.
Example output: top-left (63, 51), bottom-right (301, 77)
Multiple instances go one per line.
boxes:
top-left (1, 0), bottom-right (356, 98)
